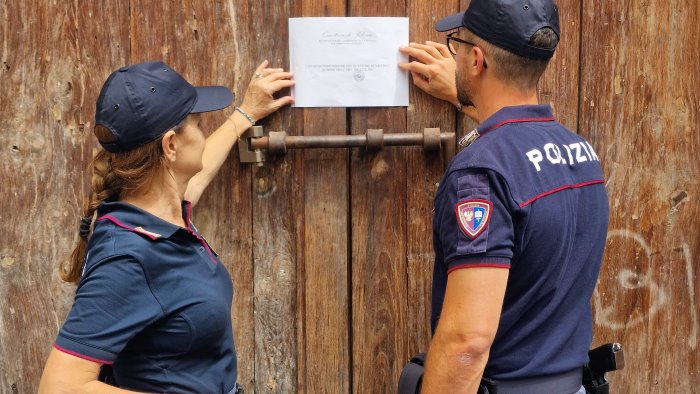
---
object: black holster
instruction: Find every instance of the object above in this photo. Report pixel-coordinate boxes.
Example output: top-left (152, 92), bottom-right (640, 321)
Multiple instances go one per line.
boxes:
top-left (583, 343), bottom-right (625, 394)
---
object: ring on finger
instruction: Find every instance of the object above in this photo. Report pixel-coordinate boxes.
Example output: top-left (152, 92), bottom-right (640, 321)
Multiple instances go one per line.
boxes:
top-left (255, 73), bottom-right (265, 79)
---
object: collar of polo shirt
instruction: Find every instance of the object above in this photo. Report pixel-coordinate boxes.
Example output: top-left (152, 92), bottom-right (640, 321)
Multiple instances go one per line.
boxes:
top-left (96, 200), bottom-right (194, 240)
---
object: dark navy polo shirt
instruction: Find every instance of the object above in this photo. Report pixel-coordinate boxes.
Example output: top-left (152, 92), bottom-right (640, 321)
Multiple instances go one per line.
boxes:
top-left (56, 201), bottom-right (237, 393)
top-left (431, 105), bottom-right (609, 380)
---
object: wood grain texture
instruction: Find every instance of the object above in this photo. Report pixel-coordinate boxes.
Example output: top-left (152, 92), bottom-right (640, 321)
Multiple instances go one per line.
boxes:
top-left (404, 0), bottom-right (461, 361)
top-left (292, 2), bottom-right (350, 393)
top-left (234, 1), bottom-right (301, 392)
top-left (537, 0), bottom-right (580, 130)
top-left (349, 111), bottom-right (408, 393)
top-left (580, 0), bottom-right (700, 392)
top-left (348, 1), bottom-right (409, 392)
top-left (0, 1), bottom-right (130, 392)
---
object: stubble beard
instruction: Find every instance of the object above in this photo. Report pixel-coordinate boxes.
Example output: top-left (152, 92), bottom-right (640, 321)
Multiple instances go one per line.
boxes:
top-left (456, 71), bottom-right (475, 108)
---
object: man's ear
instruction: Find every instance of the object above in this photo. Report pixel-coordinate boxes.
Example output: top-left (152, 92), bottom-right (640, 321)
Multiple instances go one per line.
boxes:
top-left (471, 46), bottom-right (487, 75)
top-left (161, 130), bottom-right (178, 162)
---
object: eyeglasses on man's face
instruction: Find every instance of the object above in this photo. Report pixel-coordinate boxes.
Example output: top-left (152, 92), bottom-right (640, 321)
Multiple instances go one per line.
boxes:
top-left (446, 31), bottom-right (488, 68)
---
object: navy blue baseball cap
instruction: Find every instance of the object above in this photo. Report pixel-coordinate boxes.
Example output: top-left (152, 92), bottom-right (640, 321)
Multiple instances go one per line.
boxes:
top-left (95, 61), bottom-right (233, 153)
top-left (436, 0), bottom-right (560, 60)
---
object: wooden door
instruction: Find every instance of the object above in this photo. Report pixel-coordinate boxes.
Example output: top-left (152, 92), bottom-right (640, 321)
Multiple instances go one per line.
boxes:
top-left (0, 1), bottom-right (698, 393)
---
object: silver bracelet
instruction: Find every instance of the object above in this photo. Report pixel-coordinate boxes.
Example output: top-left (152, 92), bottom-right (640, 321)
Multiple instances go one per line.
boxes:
top-left (235, 107), bottom-right (255, 125)
top-left (455, 102), bottom-right (463, 112)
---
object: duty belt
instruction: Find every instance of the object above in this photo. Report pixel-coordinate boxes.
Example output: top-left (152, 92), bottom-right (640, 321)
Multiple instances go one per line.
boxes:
top-left (481, 368), bottom-right (582, 394)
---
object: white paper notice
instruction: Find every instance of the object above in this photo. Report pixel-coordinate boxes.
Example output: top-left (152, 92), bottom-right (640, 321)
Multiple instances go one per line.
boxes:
top-left (289, 17), bottom-right (409, 108)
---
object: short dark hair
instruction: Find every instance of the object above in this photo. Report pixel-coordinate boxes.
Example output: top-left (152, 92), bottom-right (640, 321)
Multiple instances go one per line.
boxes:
top-left (467, 27), bottom-right (559, 91)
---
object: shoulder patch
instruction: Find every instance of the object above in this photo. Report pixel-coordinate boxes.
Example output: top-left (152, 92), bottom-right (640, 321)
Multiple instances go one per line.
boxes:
top-left (455, 199), bottom-right (492, 239)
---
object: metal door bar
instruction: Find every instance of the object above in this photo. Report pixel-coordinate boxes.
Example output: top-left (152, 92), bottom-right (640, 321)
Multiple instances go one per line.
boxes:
top-left (239, 126), bottom-right (456, 165)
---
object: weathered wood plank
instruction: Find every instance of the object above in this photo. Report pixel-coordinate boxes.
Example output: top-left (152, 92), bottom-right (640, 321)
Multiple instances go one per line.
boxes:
top-left (404, 0), bottom-right (461, 362)
top-left (349, 1), bottom-right (409, 392)
top-left (0, 1), bottom-right (130, 392)
top-left (580, 0), bottom-right (700, 392)
top-left (232, 1), bottom-right (300, 392)
top-left (538, 0), bottom-right (581, 130)
top-left (292, 1), bottom-right (350, 393)
top-left (349, 113), bottom-right (409, 394)
top-left (128, 0), bottom-right (258, 388)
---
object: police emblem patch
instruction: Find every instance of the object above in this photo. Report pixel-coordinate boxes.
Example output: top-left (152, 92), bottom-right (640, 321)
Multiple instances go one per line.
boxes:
top-left (455, 199), bottom-right (492, 239)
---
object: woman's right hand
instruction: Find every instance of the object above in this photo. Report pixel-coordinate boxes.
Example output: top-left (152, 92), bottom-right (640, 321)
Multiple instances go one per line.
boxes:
top-left (238, 60), bottom-right (295, 123)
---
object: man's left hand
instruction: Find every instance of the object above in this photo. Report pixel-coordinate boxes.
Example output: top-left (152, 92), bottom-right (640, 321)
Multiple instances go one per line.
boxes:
top-left (399, 41), bottom-right (459, 106)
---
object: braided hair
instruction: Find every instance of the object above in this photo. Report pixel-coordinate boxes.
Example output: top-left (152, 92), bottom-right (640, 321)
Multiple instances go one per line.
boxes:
top-left (61, 125), bottom-right (169, 284)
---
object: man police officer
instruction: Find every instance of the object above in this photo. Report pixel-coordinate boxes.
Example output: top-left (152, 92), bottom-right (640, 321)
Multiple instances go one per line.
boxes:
top-left (399, 1), bottom-right (609, 393)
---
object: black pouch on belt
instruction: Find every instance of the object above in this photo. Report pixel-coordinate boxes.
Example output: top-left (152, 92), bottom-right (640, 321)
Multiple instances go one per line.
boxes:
top-left (98, 364), bottom-right (115, 384)
top-left (478, 377), bottom-right (498, 393)
top-left (397, 352), bottom-right (426, 394)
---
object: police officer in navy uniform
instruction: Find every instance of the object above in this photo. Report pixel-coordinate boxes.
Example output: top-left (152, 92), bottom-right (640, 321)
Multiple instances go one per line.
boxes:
top-left (38, 61), bottom-right (294, 393)
top-left (400, 1), bottom-right (608, 393)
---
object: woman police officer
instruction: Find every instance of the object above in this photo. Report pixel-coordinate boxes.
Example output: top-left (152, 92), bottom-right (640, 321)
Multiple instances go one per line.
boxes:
top-left (38, 60), bottom-right (293, 393)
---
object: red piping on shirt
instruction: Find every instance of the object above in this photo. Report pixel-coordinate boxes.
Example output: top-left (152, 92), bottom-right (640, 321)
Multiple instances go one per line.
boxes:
top-left (519, 179), bottom-right (605, 207)
top-left (181, 201), bottom-right (217, 265)
top-left (54, 343), bottom-right (113, 365)
top-left (481, 117), bottom-right (556, 135)
top-left (185, 201), bottom-right (193, 227)
top-left (448, 263), bottom-right (511, 274)
top-left (98, 213), bottom-right (218, 266)
top-left (97, 215), bottom-right (158, 241)
top-left (190, 231), bottom-right (218, 266)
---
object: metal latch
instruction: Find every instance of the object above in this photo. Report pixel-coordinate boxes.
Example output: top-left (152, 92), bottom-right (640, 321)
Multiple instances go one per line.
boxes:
top-left (238, 126), bottom-right (456, 164)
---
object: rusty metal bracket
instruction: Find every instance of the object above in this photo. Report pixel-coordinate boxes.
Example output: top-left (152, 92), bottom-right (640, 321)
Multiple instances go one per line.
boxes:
top-left (239, 126), bottom-right (456, 164)
top-left (237, 125), bottom-right (266, 165)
